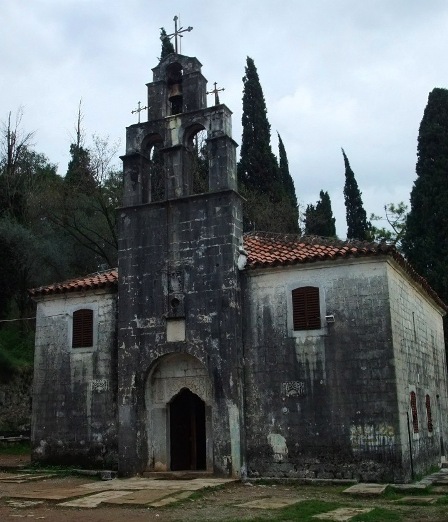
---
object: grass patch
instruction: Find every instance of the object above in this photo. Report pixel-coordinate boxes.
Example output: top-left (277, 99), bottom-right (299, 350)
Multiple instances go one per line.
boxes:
top-left (351, 507), bottom-right (401, 521)
top-left (225, 500), bottom-right (342, 521)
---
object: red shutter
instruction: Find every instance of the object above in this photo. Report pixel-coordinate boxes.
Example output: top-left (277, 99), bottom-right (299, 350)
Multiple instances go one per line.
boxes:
top-left (292, 287), bottom-right (321, 331)
top-left (410, 391), bottom-right (419, 433)
top-left (426, 394), bottom-right (433, 432)
top-left (72, 309), bottom-right (93, 348)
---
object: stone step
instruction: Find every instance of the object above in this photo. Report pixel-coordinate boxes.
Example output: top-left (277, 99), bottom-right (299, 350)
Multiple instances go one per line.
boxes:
top-left (440, 461), bottom-right (448, 469)
top-left (142, 470), bottom-right (214, 480)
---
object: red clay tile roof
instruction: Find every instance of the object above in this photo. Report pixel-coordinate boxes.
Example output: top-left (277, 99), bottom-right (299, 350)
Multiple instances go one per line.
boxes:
top-left (29, 233), bottom-right (446, 311)
top-left (244, 232), bottom-right (396, 268)
top-left (244, 232), bottom-right (447, 311)
top-left (29, 269), bottom-right (118, 297)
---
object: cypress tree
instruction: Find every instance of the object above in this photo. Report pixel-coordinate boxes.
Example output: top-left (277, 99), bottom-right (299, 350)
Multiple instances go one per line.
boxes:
top-left (342, 148), bottom-right (370, 240)
top-left (403, 88), bottom-right (448, 304)
top-left (160, 28), bottom-right (174, 60)
top-left (238, 57), bottom-right (279, 194)
top-left (305, 190), bottom-right (336, 237)
top-left (278, 132), bottom-right (298, 209)
top-left (238, 58), bottom-right (298, 233)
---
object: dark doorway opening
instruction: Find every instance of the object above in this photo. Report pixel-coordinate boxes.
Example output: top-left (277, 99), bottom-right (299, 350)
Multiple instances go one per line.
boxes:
top-left (170, 388), bottom-right (206, 471)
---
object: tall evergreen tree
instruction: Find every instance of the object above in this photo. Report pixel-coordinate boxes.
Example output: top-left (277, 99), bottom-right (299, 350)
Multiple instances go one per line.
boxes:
top-left (403, 88), bottom-right (448, 304)
top-left (160, 28), bottom-right (174, 60)
top-left (238, 57), bottom-right (279, 194)
top-left (342, 148), bottom-right (370, 240)
top-left (305, 190), bottom-right (336, 237)
top-left (237, 58), bottom-right (299, 233)
top-left (277, 132), bottom-right (298, 209)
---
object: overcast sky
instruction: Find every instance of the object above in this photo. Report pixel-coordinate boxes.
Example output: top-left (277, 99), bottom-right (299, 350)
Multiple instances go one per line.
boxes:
top-left (2, 0), bottom-right (448, 237)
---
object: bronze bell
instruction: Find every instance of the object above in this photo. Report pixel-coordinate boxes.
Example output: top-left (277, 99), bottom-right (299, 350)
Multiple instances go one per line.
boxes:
top-left (169, 82), bottom-right (182, 100)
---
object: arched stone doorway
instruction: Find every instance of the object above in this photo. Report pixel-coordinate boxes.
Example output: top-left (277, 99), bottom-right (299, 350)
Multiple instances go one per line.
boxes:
top-left (145, 353), bottom-right (212, 472)
top-left (170, 388), bottom-right (206, 470)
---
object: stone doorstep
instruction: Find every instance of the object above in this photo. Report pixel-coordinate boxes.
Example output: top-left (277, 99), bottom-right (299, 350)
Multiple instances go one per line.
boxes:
top-left (343, 483), bottom-right (387, 496)
top-left (395, 496), bottom-right (438, 504)
top-left (236, 497), bottom-right (301, 509)
top-left (313, 507), bottom-right (373, 521)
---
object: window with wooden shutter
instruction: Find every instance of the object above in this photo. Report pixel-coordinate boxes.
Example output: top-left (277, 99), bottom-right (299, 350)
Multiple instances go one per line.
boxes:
top-left (292, 286), bottom-right (321, 331)
top-left (410, 391), bottom-right (419, 433)
top-left (72, 309), bottom-right (94, 348)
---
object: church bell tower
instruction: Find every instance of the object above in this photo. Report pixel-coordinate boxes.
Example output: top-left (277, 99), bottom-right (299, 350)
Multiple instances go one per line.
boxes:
top-left (117, 44), bottom-right (244, 477)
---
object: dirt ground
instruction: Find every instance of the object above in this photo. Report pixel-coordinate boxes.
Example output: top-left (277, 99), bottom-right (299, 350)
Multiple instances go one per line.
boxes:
top-left (1, 454), bottom-right (448, 522)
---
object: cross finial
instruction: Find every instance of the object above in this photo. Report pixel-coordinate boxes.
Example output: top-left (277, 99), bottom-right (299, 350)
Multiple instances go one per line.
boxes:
top-left (131, 101), bottom-right (148, 124)
top-left (166, 15), bottom-right (193, 54)
top-left (206, 82), bottom-right (225, 106)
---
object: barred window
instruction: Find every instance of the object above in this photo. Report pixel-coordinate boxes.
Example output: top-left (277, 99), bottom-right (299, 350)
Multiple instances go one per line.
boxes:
top-left (72, 309), bottom-right (93, 348)
top-left (410, 391), bottom-right (419, 433)
top-left (425, 394), bottom-right (433, 433)
top-left (292, 286), bottom-right (321, 331)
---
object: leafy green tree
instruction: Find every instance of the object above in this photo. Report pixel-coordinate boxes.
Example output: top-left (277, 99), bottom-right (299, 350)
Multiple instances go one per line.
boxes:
top-left (370, 202), bottom-right (408, 249)
top-left (342, 148), bottom-right (370, 240)
top-left (160, 27), bottom-right (175, 60)
top-left (403, 88), bottom-right (448, 304)
top-left (305, 190), bottom-right (336, 237)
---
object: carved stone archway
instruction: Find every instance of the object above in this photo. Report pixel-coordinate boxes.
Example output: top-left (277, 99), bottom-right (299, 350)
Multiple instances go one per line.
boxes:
top-left (145, 353), bottom-right (213, 472)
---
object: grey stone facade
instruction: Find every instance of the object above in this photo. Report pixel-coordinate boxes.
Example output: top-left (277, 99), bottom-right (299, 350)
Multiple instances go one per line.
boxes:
top-left (30, 50), bottom-right (448, 482)
top-left (31, 290), bottom-right (117, 467)
top-left (243, 258), bottom-right (448, 482)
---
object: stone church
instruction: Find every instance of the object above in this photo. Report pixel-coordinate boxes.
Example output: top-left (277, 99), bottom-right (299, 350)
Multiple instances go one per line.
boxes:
top-left (30, 49), bottom-right (448, 483)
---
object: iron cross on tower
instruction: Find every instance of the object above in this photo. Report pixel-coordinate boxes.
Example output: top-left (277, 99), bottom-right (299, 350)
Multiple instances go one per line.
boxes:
top-left (131, 101), bottom-right (148, 123)
top-left (207, 82), bottom-right (225, 106)
top-left (166, 15), bottom-right (193, 54)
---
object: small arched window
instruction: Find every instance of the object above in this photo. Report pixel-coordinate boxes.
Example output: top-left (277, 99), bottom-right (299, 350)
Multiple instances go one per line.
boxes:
top-left (292, 286), bottom-right (321, 330)
top-left (410, 391), bottom-right (419, 433)
top-left (72, 309), bottom-right (94, 348)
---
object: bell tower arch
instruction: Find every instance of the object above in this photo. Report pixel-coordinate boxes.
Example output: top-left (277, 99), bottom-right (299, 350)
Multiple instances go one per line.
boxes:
top-left (118, 51), bottom-right (244, 478)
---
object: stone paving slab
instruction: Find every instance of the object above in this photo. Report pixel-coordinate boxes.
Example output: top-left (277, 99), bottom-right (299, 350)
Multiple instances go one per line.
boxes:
top-left (59, 490), bottom-right (132, 508)
top-left (8, 487), bottom-right (95, 500)
top-left (0, 474), bottom-right (55, 483)
top-left (149, 491), bottom-right (195, 507)
top-left (313, 507), bottom-right (373, 521)
top-left (343, 483), bottom-right (387, 496)
top-left (6, 500), bottom-right (44, 509)
top-left (79, 477), bottom-right (235, 492)
top-left (391, 483), bottom-right (428, 492)
top-left (103, 489), bottom-right (172, 505)
top-left (432, 485), bottom-right (448, 494)
top-left (236, 497), bottom-right (300, 509)
top-left (395, 496), bottom-right (438, 504)
top-left (433, 478), bottom-right (448, 485)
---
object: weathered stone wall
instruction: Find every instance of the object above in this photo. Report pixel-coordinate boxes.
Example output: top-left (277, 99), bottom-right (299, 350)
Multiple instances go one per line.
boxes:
top-left (243, 258), bottom-right (404, 482)
top-left (31, 290), bottom-right (118, 468)
top-left (0, 368), bottom-right (33, 433)
top-left (388, 261), bottom-right (448, 481)
top-left (117, 190), bottom-right (244, 477)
